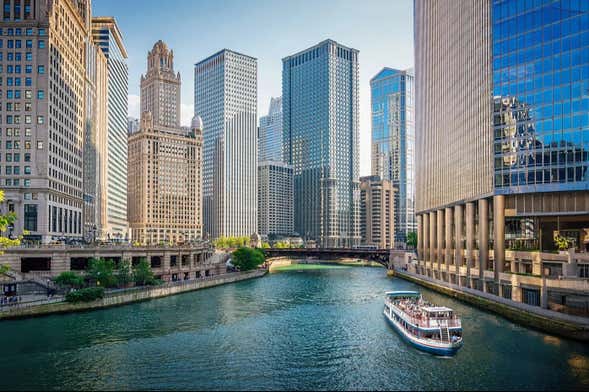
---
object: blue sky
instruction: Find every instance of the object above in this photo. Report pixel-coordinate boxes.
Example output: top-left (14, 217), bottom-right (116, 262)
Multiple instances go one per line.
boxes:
top-left (92, 0), bottom-right (414, 175)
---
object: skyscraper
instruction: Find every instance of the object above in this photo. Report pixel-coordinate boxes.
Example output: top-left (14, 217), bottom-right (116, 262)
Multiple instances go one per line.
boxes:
top-left (258, 161), bottom-right (294, 238)
top-left (370, 68), bottom-right (415, 247)
top-left (128, 41), bottom-right (202, 244)
top-left (360, 176), bottom-right (395, 249)
top-left (414, 0), bottom-right (589, 301)
top-left (0, 0), bottom-right (92, 243)
top-left (258, 97), bottom-right (283, 163)
top-left (140, 40), bottom-right (181, 129)
top-left (282, 39), bottom-right (360, 248)
top-left (91, 17), bottom-right (129, 240)
top-left (194, 49), bottom-right (258, 239)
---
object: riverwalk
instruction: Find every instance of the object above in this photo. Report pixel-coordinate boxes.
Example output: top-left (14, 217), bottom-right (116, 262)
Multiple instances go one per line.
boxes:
top-left (393, 269), bottom-right (589, 341)
top-left (0, 269), bottom-right (267, 320)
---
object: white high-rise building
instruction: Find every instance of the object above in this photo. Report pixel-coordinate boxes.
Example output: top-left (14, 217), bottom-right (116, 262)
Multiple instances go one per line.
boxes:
top-left (258, 161), bottom-right (293, 237)
top-left (194, 49), bottom-right (258, 239)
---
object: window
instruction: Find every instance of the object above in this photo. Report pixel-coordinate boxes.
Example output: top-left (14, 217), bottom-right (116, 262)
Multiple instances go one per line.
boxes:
top-left (25, 28), bottom-right (32, 36)
top-left (13, 166), bottom-right (19, 175)
top-left (5, 141), bottom-right (11, 149)
top-left (24, 128), bottom-right (30, 136)
top-left (36, 116), bottom-right (43, 124)
top-left (24, 166), bottom-right (30, 174)
top-left (24, 204), bottom-right (37, 231)
top-left (25, 39), bottom-right (31, 48)
top-left (37, 40), bottom-right (44, 49)
top-left (24, 140), bottom-right (30, 149)
top-left (39, 28), bottom-right (46, 36)
top-left (37, 90), bottom-right (43, 99)
top-left (37, 65), bottom-right (44, 74)
top-left (25, 64), bottom-right (31, 73)
top-left (36, 141), bottom-right (42, 149)
top-left (25, 52), bottom-right (31, 61)
top-left (24, 89), bottom-right (31, 98)
top-left (24, 115), bottom-right (30, 124)
top-left (5, 166), bottom-right (11, 174)
top-left (24, 77), bottom-right (31, 86)
top-left (13, 152), bottom-right (19, 162)
top-left (15, 40), bottom-right (21, 49)
top-left (24, 152), bottom-right (30, 161)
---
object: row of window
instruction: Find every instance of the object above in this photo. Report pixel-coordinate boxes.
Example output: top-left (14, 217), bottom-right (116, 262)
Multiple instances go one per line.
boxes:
top-left (0, 52), bottom-right (34, 61)
top-left (0, 39), bottom-right (44, 49)
top-left (0, 115), bottom-right (44, 124)
top-left (0, 64), bottom-right (44, 73)
top-left (3, 140), bottom-right (42, 149)
top-left (0, 28), bottom-right (46, 36)
top-left (0, 78), bottom-right (39, 87)
top-left (2, 165), bottom-right (32, 174)
top-left (0, 152), bottom-right (31, 161)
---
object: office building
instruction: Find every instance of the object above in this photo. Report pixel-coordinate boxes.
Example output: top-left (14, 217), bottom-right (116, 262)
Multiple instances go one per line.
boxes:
top-left (282, 39), bottom-right (360, 247)
top-left (258, 161), bottom-right (293, 237)
top-left (258, 96), bottom-right (283, 163)
top-left (194, 49), bottom-right (257, 239)
top-left (414, 0), bottom-right (589, 310)
top-left (360, 176), bottom-right (395, 249)
top-left (91, 17), bottom-right (129, 240)
top-left (370, 68), bottom-right (415, 247)
top-left (128, 42), bottom-right (202, 244)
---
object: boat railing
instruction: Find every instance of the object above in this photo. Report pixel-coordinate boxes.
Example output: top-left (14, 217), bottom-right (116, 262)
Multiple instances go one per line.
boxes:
top-left (387, 300), bottom-right (462, 329)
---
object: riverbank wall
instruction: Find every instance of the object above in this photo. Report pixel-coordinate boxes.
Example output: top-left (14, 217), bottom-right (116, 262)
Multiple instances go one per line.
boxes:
top-left (0, 269), bottom-right (267, 320)
top-left (392, 269), bottom-right (589, 342)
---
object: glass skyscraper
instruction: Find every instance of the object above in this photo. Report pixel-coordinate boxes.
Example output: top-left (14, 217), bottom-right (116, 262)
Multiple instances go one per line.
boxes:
top-left (282, 39), bottom-right (360, 248)
top-left (258, 97), bottom-right (283, 163)
top-left (370, 68), bottom-right (415, 247)
top-left (414, 0), bottom-right (589, 308)
top-left (194, 49), bottom-right (258, 239)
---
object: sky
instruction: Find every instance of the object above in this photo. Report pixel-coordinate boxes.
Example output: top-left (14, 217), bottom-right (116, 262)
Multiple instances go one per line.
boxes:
top-left (92, 0), bottom-right (414, 176)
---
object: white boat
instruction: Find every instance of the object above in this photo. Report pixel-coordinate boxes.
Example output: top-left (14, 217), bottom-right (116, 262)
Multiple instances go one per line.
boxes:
top-left (383, 291), bottom-right (463, 356)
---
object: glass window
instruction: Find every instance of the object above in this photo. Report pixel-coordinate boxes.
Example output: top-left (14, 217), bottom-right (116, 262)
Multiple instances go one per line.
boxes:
top-left (37, 40), bottom-right (44, 49)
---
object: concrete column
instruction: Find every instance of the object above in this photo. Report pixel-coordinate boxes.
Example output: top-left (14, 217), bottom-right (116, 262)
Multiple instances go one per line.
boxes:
top-left (429, 212), bottom-right (436, 267)
top-left (437, 210), bottom-right (444, 279)
top-left (423, 213), bottom-right (430, 263)
top-left (493, 195), bottom-right (505, 282)
top-left (455, 204), bottom-right (464, 285)
top-left (417, 214), bottom-right (424, 262)
top-left (478, 199), bottom-right (489, 280)
top-left (465, 202), bottom-right (474, 281)
top-left (445, 207), bottom-right (453, 279)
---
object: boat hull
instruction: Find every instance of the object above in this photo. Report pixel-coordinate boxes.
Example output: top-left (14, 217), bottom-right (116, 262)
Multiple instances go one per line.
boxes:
top-left (384, 312), bottom-right (462, 356)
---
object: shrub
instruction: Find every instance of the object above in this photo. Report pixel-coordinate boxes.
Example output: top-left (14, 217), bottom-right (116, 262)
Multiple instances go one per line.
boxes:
top-left (87, 258), bottom-right (118, 288)
top-left (65, 287), bottom-right (105, 303)
top-left (54, 271), bottom-right (85, 289)
top-left (133, 260), bottom-right (156, 286)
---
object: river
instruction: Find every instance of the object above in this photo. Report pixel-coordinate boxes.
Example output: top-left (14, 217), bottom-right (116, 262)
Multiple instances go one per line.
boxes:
top-left (0, 265), bottom-right (588, 390)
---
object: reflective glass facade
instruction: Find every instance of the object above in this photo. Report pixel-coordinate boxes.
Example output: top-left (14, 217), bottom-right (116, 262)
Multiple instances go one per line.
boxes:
top-left (258, 97), bottom-right (283, 163)
top-left (283, 39), bottom-right (360, 247)
top-left (370, 68), bottom-right (415, 246)
top-left (493, 0), bottom-right (589, 193)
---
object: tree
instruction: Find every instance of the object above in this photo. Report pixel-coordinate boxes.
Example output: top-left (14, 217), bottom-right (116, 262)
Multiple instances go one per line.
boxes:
top-left (116, 259), bottom-right (133, 287)
top-left (231, 247), bottom-right (265, 271)
top-left (0, 190), bottom-right (21, 273)
top-left (407, 231), bottom-right (417, 249)
top-left (554, 234), bottom-right (572, 251)
top-left (261, 242), bottom-right (270, 249)
top-left (54, 271), bottom-right (85, 291)
top-left (133, 259), bottom-right (156, 286)
top-left (87, 258), bottom-right (117, 288)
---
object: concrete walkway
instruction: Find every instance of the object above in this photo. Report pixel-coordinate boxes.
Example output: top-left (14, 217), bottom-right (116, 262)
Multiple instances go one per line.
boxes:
top-left (399, 269), bottom-right (589, 326)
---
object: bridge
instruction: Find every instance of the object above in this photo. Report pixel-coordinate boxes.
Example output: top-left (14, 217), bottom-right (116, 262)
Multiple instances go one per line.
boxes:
top-left (263, 248), bottom-right (412, 269)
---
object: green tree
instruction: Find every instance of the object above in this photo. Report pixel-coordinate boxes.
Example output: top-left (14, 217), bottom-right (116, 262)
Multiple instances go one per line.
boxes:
top-left (65, 287), bottom-right (104, 303)
top-left (231, 247), bottom-right (265, 271)
top-left (406, 231), bottom-right (417, 249)
top-left (133, 259), bottom-right (156, 286)
top-left (54, 271), bottom-right (85, 291)
top-left (0, 190), bottom-right (21, 274)
top-left (261, 241), bottom-right (270, 249)
top-left (87, 258), bottom-right (117, 288)
top-left (116, 259), bottom-right (133, 287)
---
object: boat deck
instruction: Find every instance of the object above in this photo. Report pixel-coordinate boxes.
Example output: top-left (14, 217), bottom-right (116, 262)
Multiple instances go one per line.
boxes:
top-left (386, 298), bottom-right (462, 329)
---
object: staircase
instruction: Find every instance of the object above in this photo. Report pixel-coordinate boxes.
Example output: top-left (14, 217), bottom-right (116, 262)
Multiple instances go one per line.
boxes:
top-left (440, 326), bottom-right (450, 343)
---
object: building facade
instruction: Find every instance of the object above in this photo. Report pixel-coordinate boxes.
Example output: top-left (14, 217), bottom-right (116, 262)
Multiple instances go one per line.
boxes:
top-left (128, 41), bottom-right (202, 244)
top-left (0, 0), bottom-right (93, 243)
top-left (414, 0), bottom-right (589, 310)
top-left (127, 117), bottom-right (139, 135)
top-left (370, 68), bottom-right (415, 248)
top-left (194, 49), bottom-right (257, 239)
top-left (258, 161), bottom-right (294, 238)
top-left (282, 39), bottom-right (360, 248)
top-left (360, 176), bottom-right (395, 249)
top-left (258, 96), bottom-right (283, 163)
top-left (91, 17), bottom-right (128, 240)
top-left (140, 40), bottom-right (181, 129)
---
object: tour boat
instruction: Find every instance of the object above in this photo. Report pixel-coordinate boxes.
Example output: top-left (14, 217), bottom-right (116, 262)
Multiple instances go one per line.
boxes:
top-left (383, 291), bottom-right (463, 356)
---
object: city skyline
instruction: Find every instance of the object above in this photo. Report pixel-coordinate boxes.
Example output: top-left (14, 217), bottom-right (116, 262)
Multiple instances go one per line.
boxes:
top-left (92, 0), bottom-right (414, 176)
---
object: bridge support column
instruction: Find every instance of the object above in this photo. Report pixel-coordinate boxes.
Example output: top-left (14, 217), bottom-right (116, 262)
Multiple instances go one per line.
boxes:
top-left (429, 212), bottom-right (436, 269)
top-left (493, 195), bottom-right (505, 282)
top-left (478, 198), bottom-right (489, 280)
top-left (437, 209), bottom-right (444, 280)
top-left (417, 214), bottom-right (424, 263)
top-left (445, 207), bottom-right (453, 282)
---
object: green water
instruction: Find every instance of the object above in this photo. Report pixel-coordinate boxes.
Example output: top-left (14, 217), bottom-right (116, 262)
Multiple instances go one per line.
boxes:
top-left (0, 265), bottom-right (588, 390)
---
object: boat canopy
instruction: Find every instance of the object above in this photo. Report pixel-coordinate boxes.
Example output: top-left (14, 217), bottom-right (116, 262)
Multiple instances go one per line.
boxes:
top-left (385, 291), bottom-right (420, 298)
top-left (422, 306), bottom-right (454, 314)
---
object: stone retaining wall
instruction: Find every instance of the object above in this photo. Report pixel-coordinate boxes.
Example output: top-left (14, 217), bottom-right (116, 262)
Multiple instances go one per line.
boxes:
top-left (393, 270), bottom-right (589, 342)
top-left (0, 270), bottom-right (267, 320)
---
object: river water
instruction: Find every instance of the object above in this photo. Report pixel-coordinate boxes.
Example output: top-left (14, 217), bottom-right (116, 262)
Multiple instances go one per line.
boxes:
top-left (0, 265), bottom-right (588, 390)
